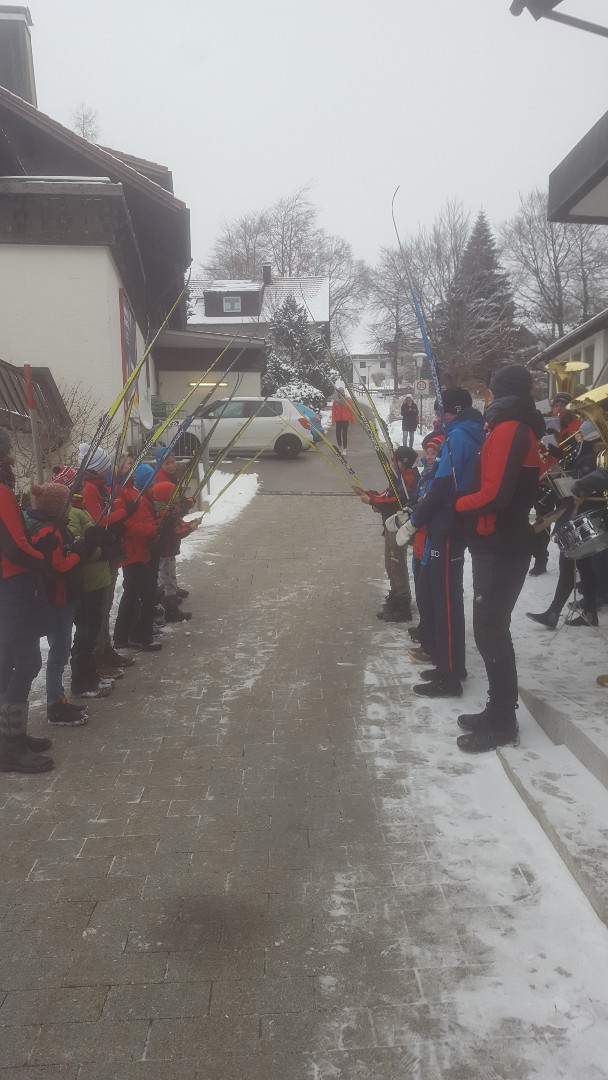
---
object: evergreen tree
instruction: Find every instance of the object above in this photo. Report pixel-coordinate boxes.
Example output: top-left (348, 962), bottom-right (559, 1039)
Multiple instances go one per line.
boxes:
top-left (262, 296), bottom-right (336, 410)
top-left (434, 210), bottom-right (515, 385)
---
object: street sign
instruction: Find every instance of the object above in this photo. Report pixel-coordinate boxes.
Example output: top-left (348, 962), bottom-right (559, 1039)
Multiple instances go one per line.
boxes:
top-left (416, 379), bottom-right (429, 393)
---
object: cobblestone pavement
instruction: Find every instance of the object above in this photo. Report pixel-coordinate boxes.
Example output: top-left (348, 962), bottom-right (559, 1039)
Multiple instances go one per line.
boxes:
top-left (2, 429), bottom-right (608, 1079)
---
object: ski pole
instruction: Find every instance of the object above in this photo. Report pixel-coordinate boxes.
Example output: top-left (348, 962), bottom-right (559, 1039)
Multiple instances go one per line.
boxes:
top-left (206, 439), bottom-right (274, 510)
top-left (263, 404), bottom-right (362, 490)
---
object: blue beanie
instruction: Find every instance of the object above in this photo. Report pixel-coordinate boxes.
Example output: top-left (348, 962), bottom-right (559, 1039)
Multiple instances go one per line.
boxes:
top-left (134, 463), bottom-right (155, 491)
top-left (154, 446), bottom-right (167, 465)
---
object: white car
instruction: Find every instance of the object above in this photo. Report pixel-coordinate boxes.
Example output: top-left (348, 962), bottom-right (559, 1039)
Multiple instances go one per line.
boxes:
top-left (161, 396), bottom-right (315, 460)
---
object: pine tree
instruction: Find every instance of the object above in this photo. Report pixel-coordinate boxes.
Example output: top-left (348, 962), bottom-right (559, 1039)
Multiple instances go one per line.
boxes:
top-left (262, 296), bottom-right (336, 410)
top-left (434, 211), bottom-right (515, 385)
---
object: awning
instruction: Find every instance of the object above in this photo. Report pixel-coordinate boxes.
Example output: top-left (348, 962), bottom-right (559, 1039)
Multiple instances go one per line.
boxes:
top-left (548, 109), bottom-right (608, 224)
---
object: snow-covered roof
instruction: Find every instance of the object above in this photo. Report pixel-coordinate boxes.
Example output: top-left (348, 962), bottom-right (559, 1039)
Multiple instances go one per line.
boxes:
top-left (188, 274), bottom-right (330, 327)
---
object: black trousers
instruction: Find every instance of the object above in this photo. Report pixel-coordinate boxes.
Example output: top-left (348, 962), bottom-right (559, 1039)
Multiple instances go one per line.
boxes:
top-left (416, 535), bottom-right (466, 678)
top-left (470, 546), bottom-right (530, 711)
top-left (551, 552), bottom-right (596, 615)
top-left (114, 562), bottom-right (156, 646)
top-left (71, 588), bottom-right (104, 689)
top-left (335, 421), bottom-right (349, 448)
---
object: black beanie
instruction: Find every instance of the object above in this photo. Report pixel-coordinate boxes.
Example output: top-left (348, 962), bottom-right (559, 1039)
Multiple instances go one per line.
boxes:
top-left (440, 388), bottom-right (472, 415)
top-left (489, 365), bottom-right (533, 399)
top-left (394, 446), bottom-right (417, 468)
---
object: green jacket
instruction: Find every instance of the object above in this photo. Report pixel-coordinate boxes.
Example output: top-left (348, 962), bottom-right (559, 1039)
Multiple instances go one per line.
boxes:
top-left (67, 505), bottom-right (111, 593)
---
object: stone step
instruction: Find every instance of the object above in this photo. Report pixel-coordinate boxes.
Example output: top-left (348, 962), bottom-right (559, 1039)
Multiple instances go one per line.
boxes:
top-left (519, 684), bottom-right (608, 794)
top-left (499, 741), bottom-right (608, 928)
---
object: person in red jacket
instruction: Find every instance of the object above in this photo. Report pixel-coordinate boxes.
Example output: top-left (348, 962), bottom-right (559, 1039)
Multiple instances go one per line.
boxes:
top-left (455, 366), bottom-right (544, 753)
top-left (0, 427), bottom-right (54, 773)
top-left (153, 481), bottom-right (199, 623)
top-left (113, 464), bottom-right (161, 651)
top-left (331, 390), bottom-right (355, 450)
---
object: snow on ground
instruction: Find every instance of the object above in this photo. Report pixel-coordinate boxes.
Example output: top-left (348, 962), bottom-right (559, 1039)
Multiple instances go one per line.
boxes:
top-left (362, 550), bottom-right (608, 1076)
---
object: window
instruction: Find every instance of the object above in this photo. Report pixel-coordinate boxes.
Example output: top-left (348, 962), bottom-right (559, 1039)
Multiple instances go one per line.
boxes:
top-left (246, 400), bottom-right (283, 417)
top-left (200, 400), bottom-right (246, 419)
top-left (223, 296), bottom-right (241, 313)
top-left (359, 361), bottom-right (366, 368)
top-left (379, 361), bottom-right (386, 369)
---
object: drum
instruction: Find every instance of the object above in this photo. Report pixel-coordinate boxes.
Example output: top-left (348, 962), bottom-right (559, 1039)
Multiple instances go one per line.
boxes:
top-left (554, 508), bottom-right (608, 560)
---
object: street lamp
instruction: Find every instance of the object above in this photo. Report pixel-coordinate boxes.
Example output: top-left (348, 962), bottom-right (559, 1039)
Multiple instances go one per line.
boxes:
top-left (413, 353), bottom-right (425, 435)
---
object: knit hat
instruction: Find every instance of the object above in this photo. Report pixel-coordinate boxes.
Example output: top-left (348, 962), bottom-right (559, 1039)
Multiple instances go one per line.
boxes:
top-left (30, 482), bottom-right (70, 519)
top-left (134, 463), bottom-right (155, 491)
top-left (154, 446), bottom-right (168, 465)
top-left (0, 427), bottom-right (12, 459)
top-left (153, 481), bottom-right (176, 504)
top-left (489, 365), bottom-right (533, 400)
top-left (77, 442), bottom-right (112, 475)
top-left (579, 421), bottom-right (600, 442)
top-left (393, 446), bottom-right (418, 468)
top-left (52, 465), bottom-right (77, 488)
top-left (439, 388), bottom-right (472, 416)
top-left (425, 437), bottom-right (443, 453)
top-left (551, 392), bottom-right (572, 406)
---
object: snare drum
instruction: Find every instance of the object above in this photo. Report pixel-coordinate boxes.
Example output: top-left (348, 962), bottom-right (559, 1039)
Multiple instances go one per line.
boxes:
top-left (554, 508), bottom-right (608, 560)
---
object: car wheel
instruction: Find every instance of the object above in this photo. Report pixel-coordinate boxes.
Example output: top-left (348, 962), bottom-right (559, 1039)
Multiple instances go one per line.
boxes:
top-left (274, 434), bottom-right (302, 459)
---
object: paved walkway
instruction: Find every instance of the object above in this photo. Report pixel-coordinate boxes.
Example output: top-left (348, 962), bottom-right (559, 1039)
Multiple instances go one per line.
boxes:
top-left (2, 452), bottom-right (608, 1079)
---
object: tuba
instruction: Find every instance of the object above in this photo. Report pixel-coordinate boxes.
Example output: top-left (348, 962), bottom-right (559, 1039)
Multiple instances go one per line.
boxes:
top-left (568, 382), bottom-right (608, 467)
top-left (545, 359), bottom-right (589, 397)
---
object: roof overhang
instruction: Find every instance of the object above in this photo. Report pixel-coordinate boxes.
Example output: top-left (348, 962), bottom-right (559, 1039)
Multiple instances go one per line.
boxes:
top-left (159, 329), bottom-right (266, 350)
top-left (548, 109), bottom-right (608, 224)
top-left (529, 305), bottom-right (608, 367)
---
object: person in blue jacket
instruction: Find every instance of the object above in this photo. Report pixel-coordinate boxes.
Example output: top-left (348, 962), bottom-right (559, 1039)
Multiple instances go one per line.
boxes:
top-left (394, 387), bottom-right (486, 698)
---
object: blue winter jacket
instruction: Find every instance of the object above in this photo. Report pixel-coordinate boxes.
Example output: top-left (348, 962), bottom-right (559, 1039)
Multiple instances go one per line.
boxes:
top-left (410, 409), bottom-right (486, 538)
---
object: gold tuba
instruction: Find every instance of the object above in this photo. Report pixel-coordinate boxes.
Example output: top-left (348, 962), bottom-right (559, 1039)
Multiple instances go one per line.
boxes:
top-left (569, 383), bottom-right (608, 466)
top-left (545, 359), bottom-right (589, 396)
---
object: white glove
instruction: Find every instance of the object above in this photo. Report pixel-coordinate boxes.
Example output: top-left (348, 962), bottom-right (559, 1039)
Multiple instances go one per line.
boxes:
top-left (396, 518), bottom-right (418, 547)
top-left (385, 509), bottom-right (411, 534)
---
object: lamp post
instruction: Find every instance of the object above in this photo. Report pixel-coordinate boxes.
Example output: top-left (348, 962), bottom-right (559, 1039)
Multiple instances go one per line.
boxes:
top-left (413, 353), bottom-right (425, 435)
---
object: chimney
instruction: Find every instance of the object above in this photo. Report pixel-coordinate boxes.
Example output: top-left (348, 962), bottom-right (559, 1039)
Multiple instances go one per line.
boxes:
top-left (261, 263), bottom-right (272, 286)
top-left (0, 6), bottom-right (37, 107)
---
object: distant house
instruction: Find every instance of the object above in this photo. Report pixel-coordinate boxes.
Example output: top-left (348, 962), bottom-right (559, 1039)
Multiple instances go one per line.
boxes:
top-left (0, 5), bottom-right (191, 451)
top-left (350, 352), bottom-right (393, 389)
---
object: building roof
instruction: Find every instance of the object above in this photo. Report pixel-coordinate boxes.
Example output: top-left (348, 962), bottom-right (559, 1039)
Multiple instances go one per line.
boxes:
top-left (548, 109), bottom-right (608, 225)
top-left (188, 274), bottom-right (330, 327)
top-left (530, 306), bottom-right (608, 367)
top-left (0, 357), bottom-right (71, 434)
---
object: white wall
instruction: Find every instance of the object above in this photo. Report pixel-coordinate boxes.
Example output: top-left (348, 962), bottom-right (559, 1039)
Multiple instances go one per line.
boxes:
top-left (156, 369), bottom-right (261, 410)
top-left (0, 245), bottom-right (150, 444)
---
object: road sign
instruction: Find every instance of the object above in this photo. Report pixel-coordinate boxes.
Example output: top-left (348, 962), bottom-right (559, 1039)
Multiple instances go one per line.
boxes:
top-left (416, 379), bottom-right (429, 393)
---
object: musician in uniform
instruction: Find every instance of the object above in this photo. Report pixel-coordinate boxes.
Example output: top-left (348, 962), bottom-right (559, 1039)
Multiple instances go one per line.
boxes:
top-left (529, 392), bottom-right (583, 575)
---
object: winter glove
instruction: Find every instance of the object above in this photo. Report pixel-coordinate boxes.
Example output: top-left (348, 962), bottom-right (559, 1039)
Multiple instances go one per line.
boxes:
top-left (124, 500), bottom-right (138, 517)
top-left (385, 509), bottom-right (411, 534)
top-left (71, 538), bottom-right (89, 557)
top-left (34, 532), bottom-right (59, 557)
top-left (83, 526), bottom-right (109, 549)
top-left (396, 518), bottom-right (418, 547)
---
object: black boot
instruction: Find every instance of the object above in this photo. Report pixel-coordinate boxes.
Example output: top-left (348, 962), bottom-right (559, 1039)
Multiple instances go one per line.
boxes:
top-left (381, 598), bottom-right (412, 623)
top-left (529, 560), bottom-right (548, 577)
top-left (0, 703), bottom-right (54, 773)
top-left (376, 592), bottom-right (397, 619)
top-left (567, 610), bottom-right (599, 627)
top-left (421, 667), bottom-right (467, 682)
top-left (413, 674), bottom-right (463, 698)
top-left (407, 624), bottom-right (421, 642)
top-left (164, 597), bottom-right (192, 623)
top-left (457, 705), bottom-right (489, 732)
top-left (457, 705), bottom-right (519, 753)
top-left (526, 609), bottom-right (559, 630)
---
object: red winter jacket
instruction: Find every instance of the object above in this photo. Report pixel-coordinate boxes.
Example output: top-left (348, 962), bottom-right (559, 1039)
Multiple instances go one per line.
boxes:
top-left (0, 482), bottom-right (46, 579)
top-left (118, 482), bottom-right (158, 566)
top-left (332, 400), bottom-right (355, 423)
top-left (154, 466), bottom-right (177, 487)
top-left (23, 512), bottom-right (81, 606)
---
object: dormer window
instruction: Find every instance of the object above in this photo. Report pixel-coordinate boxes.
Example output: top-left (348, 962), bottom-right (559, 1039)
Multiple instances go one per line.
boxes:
top-left (223, 296), bottom-right (241, 313)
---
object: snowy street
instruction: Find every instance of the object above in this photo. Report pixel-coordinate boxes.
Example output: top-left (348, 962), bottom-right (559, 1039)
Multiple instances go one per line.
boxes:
top-left (2, 420), bottom-right (608, 1078)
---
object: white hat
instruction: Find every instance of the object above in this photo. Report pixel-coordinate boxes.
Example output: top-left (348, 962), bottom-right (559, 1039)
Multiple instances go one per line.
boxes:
top-left (77, 442), bottom-right (112, 474)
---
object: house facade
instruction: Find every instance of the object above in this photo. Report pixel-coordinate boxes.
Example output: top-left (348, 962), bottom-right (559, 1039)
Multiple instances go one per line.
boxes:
top-left (531, 308), bottom-right (608, 397)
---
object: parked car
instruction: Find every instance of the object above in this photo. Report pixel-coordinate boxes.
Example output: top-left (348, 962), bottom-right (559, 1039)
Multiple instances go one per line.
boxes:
top-left (159, 397), bottom-right (315, 460)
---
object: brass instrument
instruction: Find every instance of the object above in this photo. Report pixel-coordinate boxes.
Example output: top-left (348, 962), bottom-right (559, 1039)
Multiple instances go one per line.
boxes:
top-left (545, 359), bottom-right (589, 397)
top-left (569, 382), bottom-right (608, 468)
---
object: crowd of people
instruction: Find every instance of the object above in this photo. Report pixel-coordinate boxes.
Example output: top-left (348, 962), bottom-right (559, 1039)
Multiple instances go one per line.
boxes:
top-left (0, 429), bottom-right (198, 775)
top-left (355, 367), bottom-right (606, 754)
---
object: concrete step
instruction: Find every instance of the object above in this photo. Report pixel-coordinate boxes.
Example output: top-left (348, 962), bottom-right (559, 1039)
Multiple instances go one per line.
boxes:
top-left (499, 741), bottom-right (608, 927)
top-left (519, 684), bottom-right (608, 794)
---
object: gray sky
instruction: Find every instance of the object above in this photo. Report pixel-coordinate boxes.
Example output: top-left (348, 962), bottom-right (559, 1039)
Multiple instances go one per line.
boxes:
top-left (30, 1), bottom-right (608, 267)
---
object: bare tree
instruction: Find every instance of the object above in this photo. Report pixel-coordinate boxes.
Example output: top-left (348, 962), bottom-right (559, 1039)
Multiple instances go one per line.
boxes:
top-left (71, 103), bottom-right (100, 142)
top-left (500, 188), bottom-right (608, 345)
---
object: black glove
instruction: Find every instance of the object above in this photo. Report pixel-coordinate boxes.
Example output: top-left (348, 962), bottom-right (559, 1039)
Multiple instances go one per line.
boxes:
top-left (108, 520), bottom-right (126, 537)
top-left (125, 501), bottom-right (138, 517)
top-left (34, 533), bottom-right (59, 557)
top-left (83, 526), bottom-right (109, 549)
top-left (71, 538), bottom-right (88, 557)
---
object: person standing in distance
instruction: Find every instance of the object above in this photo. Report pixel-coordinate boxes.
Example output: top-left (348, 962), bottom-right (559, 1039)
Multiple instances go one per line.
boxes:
top-left (401, 395), bottom-right (419, 449)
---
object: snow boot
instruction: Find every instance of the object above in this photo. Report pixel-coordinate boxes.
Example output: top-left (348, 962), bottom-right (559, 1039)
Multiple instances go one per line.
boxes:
top-left (528, 560), bottom-right (548, 577)
top-left (525, 609), bottom-right (559, 630)
top-left (94, 652), bottom-right (124, 680)
top-left (413, 674), bottom-right (463, 699)
top-left (47, 699), bottom-right (88, 727)
top-left (376, 592), bottom-right (397, 619)
top-left (409, 646), bottom-right (431, 664)
top-left (71, 680), bottom-right (112, 699)
top-left (421, 667), bottom-right (467, 683)
top-left (381, 597), bottom-right (412, 623)
top-left (0, 702), bottom-right (54, 773)
top-left (457, 711), bottom-right (519, 753)
top-left (164, 597), bottom-right (192, 623)
top-left (104, 644), bottom-right (135, 668)
top-left (457, 705), bottom-right (490, 733)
